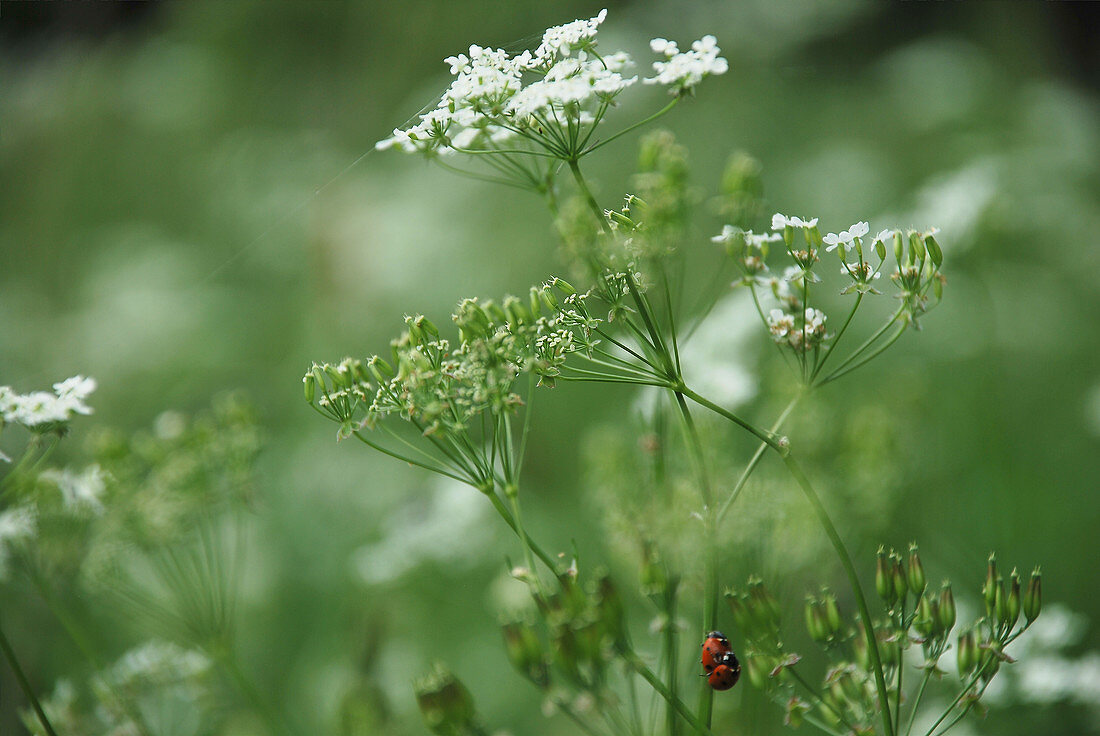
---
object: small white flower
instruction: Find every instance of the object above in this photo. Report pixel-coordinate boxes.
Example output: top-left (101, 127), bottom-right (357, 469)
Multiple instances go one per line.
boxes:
top-left (771, 213), bottom-right (819, 230)
top-left (711, 224), bottom-right (738, 244)
top-left (873, 228), bottom-right (896, 245)
top-left (822, 222), bottom-right (869, 253)
top-left (644, 34), bottom-right (727, 92)
top-left (766, 309), bottom-right (795, 339)
top-left (841, 262), bottom-right (880, 281)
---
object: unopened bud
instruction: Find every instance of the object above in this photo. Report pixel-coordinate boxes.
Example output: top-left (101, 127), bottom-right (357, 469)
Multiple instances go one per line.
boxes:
top-left (983, 554), bottom-right (998, 615)
top-left (876, 547), bottom-right (894, 606)
top-left (502, 622), bottom-right (549, 689)
top-left (994, 578), bottom-right (1007, 628)
top-left (914, 595), bottom-right (936, 638)
top-left (938, 584), bottom-right (956, 633)
top-left (414, 664), bottom-right (478, 736)
top-left (957, 631), bottom-right (977, 676)
top-left (822, 592), bottom-right (841, 636)
top-left (745, 654), bottom-right (768, 689)
top-left (303, 372), bottom-right (316, 402)
top-left (596, 574), bottom-right (625, 646)
top-left (1005, 569), bottom-right (1021, 629)
top-left (907, 544), bottom-right (927, 595)
top-left (891, 553), bottom-right (909, 604)
top-left (1024, 568), bottom-right (1042, 623)
top-left (805, 598), bottom-right (827, 643)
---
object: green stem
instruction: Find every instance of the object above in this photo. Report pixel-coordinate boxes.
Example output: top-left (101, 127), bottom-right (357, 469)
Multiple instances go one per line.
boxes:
top-left (902, 668), bottom-right (934, 736)
top-left (781, 455), bottom-right (895, 736)
top-left (818, 324), bottom-right (907, 386)
top-left (816, 308), bottom-right (903, 385)
top-left (677, 386), bottom-right (786, 452)
top-left (715, 393), bottom-right (802, 525)
top-left (485, 489), bottom-right (559, 574)
top-left (0, 620), bottom-right (59, 736)
top-left (663, 588), bottom-right (682, 736)
top-left (811, 292), bottom-right (863, 381)
top-left (582, 98), bottom-right (679, 156)
top-left (552, 696), bottom-right (605, 736)
top-left (618, 646), bottom-right (715, 736)
top-left (566, 158), bottom-right (606, 231)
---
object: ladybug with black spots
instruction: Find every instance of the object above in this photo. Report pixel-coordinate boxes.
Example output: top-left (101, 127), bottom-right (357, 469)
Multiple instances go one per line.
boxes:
top-left (707, 650), bottom-right (741, 691)
top-left (700, 630), bottom-right (732, 673)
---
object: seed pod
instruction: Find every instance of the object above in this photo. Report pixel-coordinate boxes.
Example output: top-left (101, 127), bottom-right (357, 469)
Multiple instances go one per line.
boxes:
top-left (914, 595), bottom-right (936, 638)
top-left (1024, 568), bottom-right (1042, 624)
top-left (502, 622), bottom-right (549, 689)
top-left (983, 554), bottom-right (999, 616)
top-left (938, 584), bottom-right (957, 633)
top-left (823, 592), bottom-right (842, 638)
top-left (876, 547), bottom-right (894, 606)
top-left (907, 544), bottom-right (927, 595)
top-left (805, 597), bottom-right (826, 642)
top-left (1006, 569), bottom-right (1021, 629)
top-left (957, 631), bottom-right (977, 676)
top-left (414, 664), bottom-right (478, 736)
top-left (891, 553), bottom-right (909, 604)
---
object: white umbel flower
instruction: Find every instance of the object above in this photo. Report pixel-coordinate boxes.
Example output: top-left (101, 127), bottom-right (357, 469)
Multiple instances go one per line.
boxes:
top-left (822, 221), bottom-right (869, 253)
top-left (645, 34), bottom-right (728, 92)
top-left (771, 213), bottom-right (819, 230)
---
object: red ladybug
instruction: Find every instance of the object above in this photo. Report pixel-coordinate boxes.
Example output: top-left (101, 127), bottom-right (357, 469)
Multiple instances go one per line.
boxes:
top-left (707, 651), bottom-right (741, 691)
top-left (701, 630), bottom-right (731, 673)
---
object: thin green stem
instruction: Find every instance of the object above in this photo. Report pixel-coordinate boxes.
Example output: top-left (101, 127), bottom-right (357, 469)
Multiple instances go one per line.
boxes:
top-left (787, 666), bottom-right (859, 735)
top-left (715, 393), bottom-right (802, 525)
top-left (485, 489), bottom-right (559, 574)
top-left (552, 696), bottom-right (605, 736)
top-left (816, 307), bottom-right (904, 384)
top-left (662, 589), bottom-right (682, 736)
top-left (818, 324), bottom-right (907, 386)
top-left (618, 646), bottom-right (715, 736)
top-left (811, 292), bottom-right (863, 381)
top-left (582, 98), bottom-right (679, 156)
top-left (782, 454), bottom-right (894, 736)
top-left (903, 668), bottom-right (934, 736)
top-left (678, 385), bottom-right (786, 452)
top-left (0, 620), bottom-right (59, 736)
top-left (567, 158), bottom-right (606, 231)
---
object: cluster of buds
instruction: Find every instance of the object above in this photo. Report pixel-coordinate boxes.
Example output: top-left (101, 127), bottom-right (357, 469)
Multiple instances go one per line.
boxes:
top-left (502, 571), bottom-right (626, 696)
top-left (804, 590), bottom-right (843, 646)
top-left (726, 578), bottom-right (801, 691)
top-left (888, 228), bottom-right (945, 325)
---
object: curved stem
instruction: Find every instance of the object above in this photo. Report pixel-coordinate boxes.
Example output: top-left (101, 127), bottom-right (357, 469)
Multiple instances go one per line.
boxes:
top-left (677, 386), bottom-right (786, 452)
top-left (715, 393), bottom-right (802, 525)
top-left (618, 646), bottom-right (715, 736)
top-left (811, 292), bottom-right (863, 381)
top-left (818, 324), bottom-right (907, 386)
top-left (485, 489), bottom-right (559, 574)
top-left (566, 158), bottom-right (606, 231)
top-left (903, 668), bottom-right (934, 736)
top-left (0, 620), bottom-right (59, 736)
top-left (582, 98), bottom-right (679, 156)
top-left (781, 454), bottom-right (894, 736)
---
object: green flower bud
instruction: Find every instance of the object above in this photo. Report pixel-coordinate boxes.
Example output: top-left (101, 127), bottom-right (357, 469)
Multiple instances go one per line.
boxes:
top-left (914, 595), bottom-right (936, 638)
top-left (853, 623), bottom-right (870, 671)
top-left (805, 597), bottom-right (823, 642)
top-left (994, 578), bottom-right (1008, 628)
top-left (957, 631), bottom-right (977, 676)
top-left (303, 372), bottom-right (316, 403)
top-left (553, 277), bottom-right (576, 296)
top-left (893, 231), bottom-right (905, 267)
top-left (938, 584), bottom-right (956, 633)
top-left (907, 544), bottom-right (927, 595)
top-left (891, 553), bottom-right (909, 605)
top-left (822, 592), bottom-right (842, 637)
top-left (414, 664), bottom-right (478, 736)
top-left (983, 554), bottom-right (999, 616)
top-left (595, 574), bottom-right (625, 647)
top-left (1006, 569), bottom-right (1021, 629)
top-left (925, 233), bottom-right (943, 267)
top-left (502, 622), bottom-right (549, 689)
top-left (876, 547), bottom-right (894, 606)
top-left (1024, 568), bottom-right (1042, 623)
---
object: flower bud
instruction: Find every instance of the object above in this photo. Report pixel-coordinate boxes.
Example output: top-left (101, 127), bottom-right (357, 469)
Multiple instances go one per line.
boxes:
top-left (876, 547), bottom-right (895, 606)
top-left (595, 574), bottom-right (625, 647)
top-left (745, 653), bottom-right (768, 689)
top-left (994, 578), bottom-right (1007, 628)
top-left (552, 278), bottom-right (577, 296)
top-left (891, 553), bottom-right (909, 605)
top-left (983, 554), bottom-right (998, 616)
top-left (925, 233), bottom-right (943, 267)
top-left (1005, 569), bottom-right (1021, 630)
top-left (907, 544), bottom-right (927, 595)
top-left (957, 631), bottom-right (977, 676)
top-left (303, 372), bottom-right (316, 403)
top-left (938, 584), bottom-right (956, 633)
top-left (913, 595), bottom-right (936, 638)
top-left (822, 592), bottom-right (842, 637)
top-left (414, 664), bottom-right (478, 736)
top-left (893, 231), bottom-right (905, 268)
top-left (805, 597), bottom-right (824, 642)
top-left (1024, 568), bottom-right (1042, 624)
top-left (502, 622), bottom-right (549, 689)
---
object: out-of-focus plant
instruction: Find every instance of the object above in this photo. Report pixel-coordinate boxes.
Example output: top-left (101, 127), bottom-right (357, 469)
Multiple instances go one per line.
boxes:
top-left (305, 8), bottom-right (1045, 736)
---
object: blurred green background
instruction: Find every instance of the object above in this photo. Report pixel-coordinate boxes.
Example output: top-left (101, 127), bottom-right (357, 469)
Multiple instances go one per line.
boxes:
top-left (3, 1), bottom-right (1099, 734)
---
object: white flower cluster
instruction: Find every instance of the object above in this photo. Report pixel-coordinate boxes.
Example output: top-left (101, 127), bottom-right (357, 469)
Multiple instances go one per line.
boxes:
top-left (40, 464), bottom-right (108, 515)
top-left (376, 10), bottom-right (725, 158)
top-left (0, 375), bottom-right (96, 430)
top-left (645, 35), bottom-right (729, 93)
top-left (0, 505), bottom-right (36, 580)
top-left (767, 307), bottom-right (828, 352)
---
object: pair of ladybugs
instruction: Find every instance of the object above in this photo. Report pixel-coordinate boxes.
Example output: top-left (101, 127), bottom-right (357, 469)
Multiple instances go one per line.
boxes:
top-left (701, 630), bottom-right (741, 691)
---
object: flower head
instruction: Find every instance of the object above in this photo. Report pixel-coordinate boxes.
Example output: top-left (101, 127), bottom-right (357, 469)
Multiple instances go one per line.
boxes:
top-left (644, 35), bottom-right (728, 93)
top-left (771, 213), bottom-right (819, 230)
top-left (822, 221), bottom-right (869, 253)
